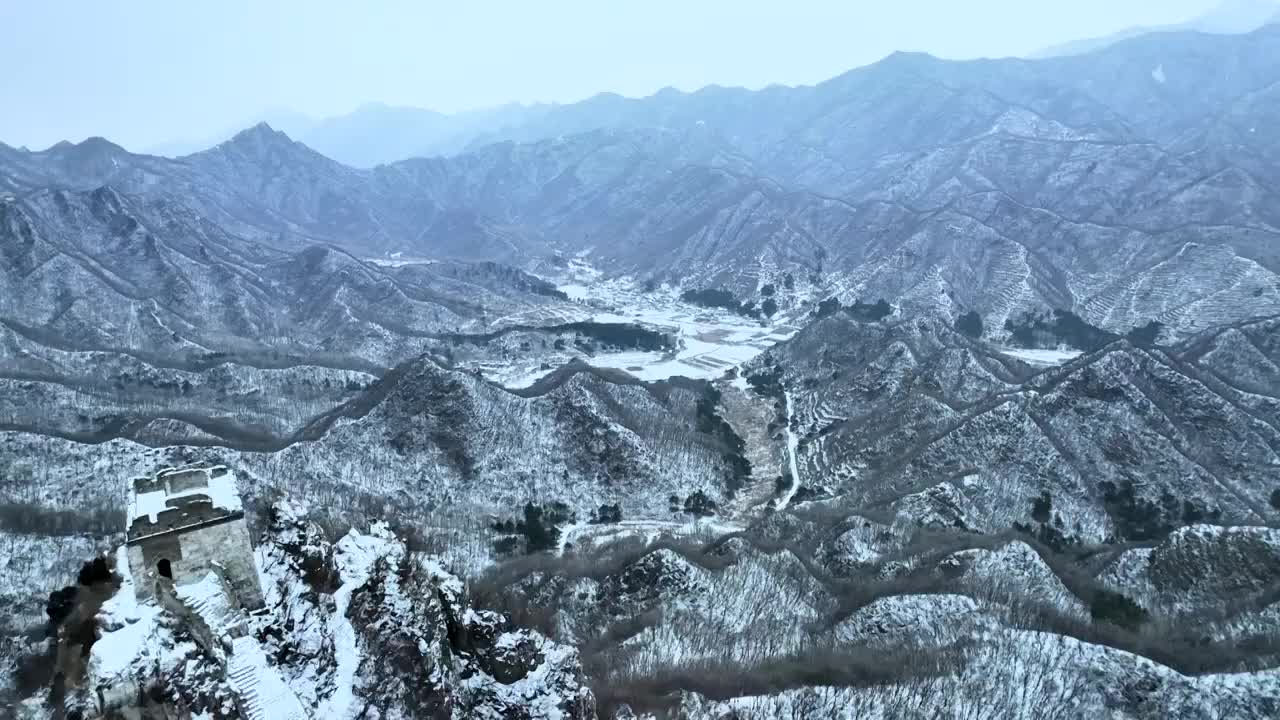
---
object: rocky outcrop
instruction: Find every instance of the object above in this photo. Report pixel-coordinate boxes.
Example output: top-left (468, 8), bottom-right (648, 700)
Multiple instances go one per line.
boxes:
top-left (37, 503), bottom-right (595, 720)
top-left (256, 503), bottom-right (596, 720)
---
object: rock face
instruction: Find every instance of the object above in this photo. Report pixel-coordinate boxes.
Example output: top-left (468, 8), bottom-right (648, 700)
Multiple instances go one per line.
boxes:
top-left (265, 504), bottom-right (595, 719)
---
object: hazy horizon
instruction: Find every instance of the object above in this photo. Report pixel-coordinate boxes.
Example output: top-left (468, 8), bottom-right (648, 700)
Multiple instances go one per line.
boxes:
top-left (0, 0), bottom-right (1243, 151)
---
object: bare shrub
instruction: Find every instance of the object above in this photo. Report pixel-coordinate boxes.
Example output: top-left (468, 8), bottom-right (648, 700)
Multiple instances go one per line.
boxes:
top-left (0, 501), bottom-right (125, 537)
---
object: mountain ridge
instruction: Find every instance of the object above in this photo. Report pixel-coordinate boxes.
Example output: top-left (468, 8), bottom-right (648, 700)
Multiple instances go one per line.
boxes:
top-left (747, 311), bottom-right (1280, 541)
top-left (1034, 0), bottom-right (1280, 57)
top-left (7, 27), bottom-right (1279, 340)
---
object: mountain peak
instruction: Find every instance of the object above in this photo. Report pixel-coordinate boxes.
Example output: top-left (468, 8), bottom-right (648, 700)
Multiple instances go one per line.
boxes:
top-left (41, 136), bottom-right (127, 156)
top-left (232, 121), bottom-right (290, 143)
top-left (216, 121), bottom-right (322, 161)
top-left (876, 50), bottom-right (944, 71)
top-left (75, 136), bottom-right (127, 156)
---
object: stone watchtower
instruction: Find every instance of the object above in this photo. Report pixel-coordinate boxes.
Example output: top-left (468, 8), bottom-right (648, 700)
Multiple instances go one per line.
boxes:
top-left (125, 465), bottom-right (264, 610)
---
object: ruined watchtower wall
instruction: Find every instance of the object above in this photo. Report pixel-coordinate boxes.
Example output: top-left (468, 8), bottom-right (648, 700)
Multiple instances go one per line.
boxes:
top-left (125, 465), bottom-right (263, 609)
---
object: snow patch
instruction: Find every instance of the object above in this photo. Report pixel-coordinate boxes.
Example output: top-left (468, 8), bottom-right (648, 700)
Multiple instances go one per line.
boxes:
top-left (998, 347), bottom-right (1083, 366)
top-left (495, 275), bottom-right (799, 388)
top-left (318, 522), bottom-right (402, 719)
top-left (130, 465), bottom-right (243, 525)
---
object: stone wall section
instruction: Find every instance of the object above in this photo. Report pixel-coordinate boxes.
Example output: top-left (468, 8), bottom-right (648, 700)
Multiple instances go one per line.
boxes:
top-left (127, 517), bottom-right (264, 609)
top-left (180, 519), bottom-right (264, 610)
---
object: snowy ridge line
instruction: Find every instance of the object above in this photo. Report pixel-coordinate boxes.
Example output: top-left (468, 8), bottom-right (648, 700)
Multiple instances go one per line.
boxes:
top-left (750, 309), bottom-right (1280, 539)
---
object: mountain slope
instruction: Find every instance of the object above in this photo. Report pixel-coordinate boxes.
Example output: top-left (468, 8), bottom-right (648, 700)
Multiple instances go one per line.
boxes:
top-left (5, 29), bottom-right (1280, 339)
top-left (237, 358), bottom-right (746, 523)
top-left (36, 506), bottom-right (596, 719)
top-left (747, 312), bottom-right (1280, 542)
top-left (0, 182), bottom-right (572, 366)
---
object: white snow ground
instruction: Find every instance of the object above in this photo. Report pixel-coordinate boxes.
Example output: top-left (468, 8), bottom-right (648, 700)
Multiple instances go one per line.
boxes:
top-left (495, 277), bottom-right (799, 388)
top-left (317, 521), bottom-right (403, 719)
top-left (130, 466), bottom-right (243, 524)
top-left (997, 347), bottom-right (1083, 367)
top-left (559, 517), bottom-right (745, 554)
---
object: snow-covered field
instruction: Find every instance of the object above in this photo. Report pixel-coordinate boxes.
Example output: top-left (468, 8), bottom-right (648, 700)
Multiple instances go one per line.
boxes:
top-left (998, 347), bottom-right (1083, 367)
top-left (364, 254), bottom-right (438, 268)
top-left (495, 275), bottom-right (799, 388)
top-left (559, 517), bottom-right (745, 555)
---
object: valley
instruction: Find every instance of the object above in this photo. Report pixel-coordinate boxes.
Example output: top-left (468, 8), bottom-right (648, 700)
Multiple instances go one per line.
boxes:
top-left (477, 272), bottom-right (801, 389)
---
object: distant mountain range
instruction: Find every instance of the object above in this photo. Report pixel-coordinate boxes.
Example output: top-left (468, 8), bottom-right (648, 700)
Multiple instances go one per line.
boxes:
top-left (8, 25), bottom-right (1280, 343)
top-left (1034, 0), bottom-right (1280, 57)
top-left (144, 103), bottom-right (551, 168)
top-left (137, 2), bottom-right (1280, 168)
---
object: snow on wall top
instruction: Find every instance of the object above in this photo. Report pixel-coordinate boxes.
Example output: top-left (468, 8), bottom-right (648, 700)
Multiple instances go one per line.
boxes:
top-left (127, 465), bottom-right (244, 535)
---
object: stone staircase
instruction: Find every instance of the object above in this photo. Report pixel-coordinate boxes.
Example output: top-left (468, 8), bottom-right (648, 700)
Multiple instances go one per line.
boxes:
top-left (175, 575), bottom-right (242, 640)
top-left (228, 637), bottom-right (268, 720)
top-left (227, 636), bottom-right (307, 720)
top-left (167, 573), bottom-right (306, 719)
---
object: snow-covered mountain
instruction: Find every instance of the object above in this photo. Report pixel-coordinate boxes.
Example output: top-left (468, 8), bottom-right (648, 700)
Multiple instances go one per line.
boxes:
top-left (6, 28), bottom-right (1280, 339)
top-left (0, 179), bottom-right (576, 387)
top-left (144, 103), bottom-right (548, 168)
top-left (746, 312), bottom-right (1280, 542)
top-left (4, 21), bottom-right (1280, 720)
top-left (6, 311), bottom-right (1280, 716)
top-left (10, 502), bottom-right (594, 719)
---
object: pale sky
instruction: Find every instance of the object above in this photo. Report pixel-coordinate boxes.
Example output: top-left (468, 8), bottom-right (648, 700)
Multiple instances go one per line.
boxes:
top-left (0, 0), bottom-right (1224, 151)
